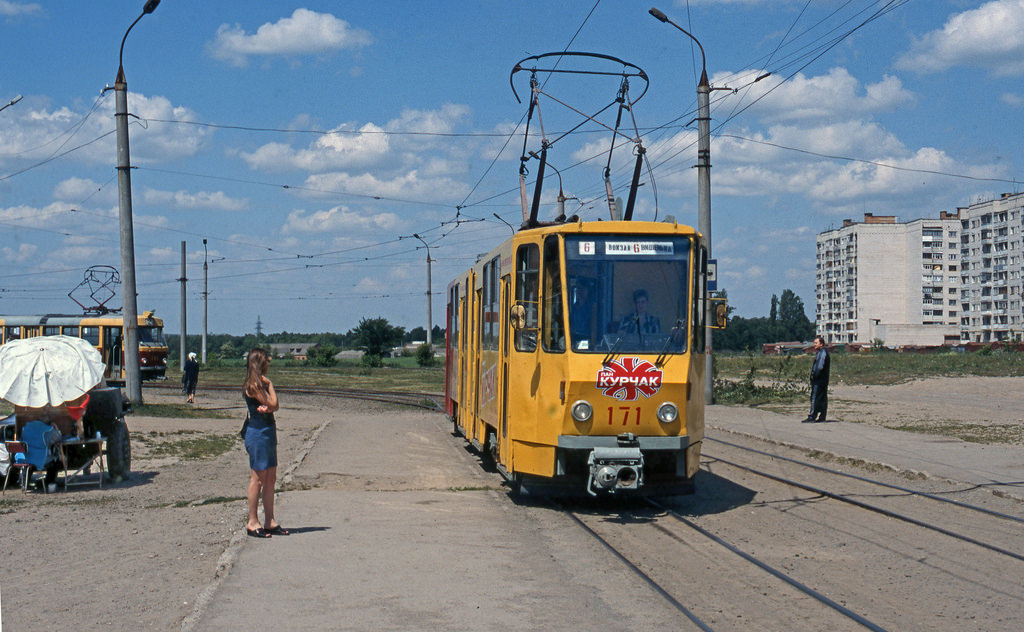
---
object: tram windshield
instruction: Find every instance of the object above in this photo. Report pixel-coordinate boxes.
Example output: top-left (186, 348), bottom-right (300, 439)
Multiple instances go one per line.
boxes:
top-left (564, 235), bottom-right (691, 354)
top-left (138, 326), bottom-right (165, 345)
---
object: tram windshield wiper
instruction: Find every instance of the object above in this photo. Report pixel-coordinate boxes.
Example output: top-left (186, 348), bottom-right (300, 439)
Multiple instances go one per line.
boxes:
top-left (601, 328), bottom-right (631, 366)
top-left (655, 320), bottom-right (685, 367)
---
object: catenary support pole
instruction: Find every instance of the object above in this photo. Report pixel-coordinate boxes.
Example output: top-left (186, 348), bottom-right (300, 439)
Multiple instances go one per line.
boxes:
top-left (202, 239), bottom-right (208, 364)
top-left (179, 241), bottom-right (187, 368)
top-left (113, 0), bottom-right (160, 405)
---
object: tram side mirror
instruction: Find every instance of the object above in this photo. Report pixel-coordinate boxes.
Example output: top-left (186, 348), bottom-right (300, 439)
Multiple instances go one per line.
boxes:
top-left (510, 303), bottom-right (527, 330)
top-left (710, 297), bottom-right (728, 329)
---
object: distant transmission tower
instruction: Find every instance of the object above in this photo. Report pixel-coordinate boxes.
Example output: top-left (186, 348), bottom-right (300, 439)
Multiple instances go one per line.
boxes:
top-left (255, 314), bottom-right (263, 337)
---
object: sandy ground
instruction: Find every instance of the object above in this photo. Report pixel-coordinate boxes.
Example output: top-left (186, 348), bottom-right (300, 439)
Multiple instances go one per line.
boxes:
top-left (0, 377), bottom-right (1021, 630)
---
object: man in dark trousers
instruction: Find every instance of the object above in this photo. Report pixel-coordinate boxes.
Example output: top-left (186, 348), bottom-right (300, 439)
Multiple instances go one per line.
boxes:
top-left (804, 336), bottom-right (830, 423)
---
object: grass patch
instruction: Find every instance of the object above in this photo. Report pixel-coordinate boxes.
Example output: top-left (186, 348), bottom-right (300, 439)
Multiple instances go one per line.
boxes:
top-left (716, 348), bottom-right (1024, 387)
top-left (167, 362), bottom-right (445, 393)
top-left (713, 352), bottom-right (808, 405)
top-left (132, 403), bottom-right (232, 419)
top-left (880, 421), bottom-right (1024, 445)
top-left (148, 434), bottom-right (237, 460)
top-left (0, 497), bottom-right (25, 513)
top-left (172, 495), bottom-right (244, 508)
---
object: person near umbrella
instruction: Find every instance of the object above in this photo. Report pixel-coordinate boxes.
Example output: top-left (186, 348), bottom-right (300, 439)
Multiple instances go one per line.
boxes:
top-left (182, 352), bottom-right (199, 404)
top-left (242, 348), bottom-right (287, 538)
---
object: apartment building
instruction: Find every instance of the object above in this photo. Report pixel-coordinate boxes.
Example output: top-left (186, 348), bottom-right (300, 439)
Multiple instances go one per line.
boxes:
top-left (958, 192), bottom-right (1024, 343)
top-left (816, 212), bottom-right (961, 346)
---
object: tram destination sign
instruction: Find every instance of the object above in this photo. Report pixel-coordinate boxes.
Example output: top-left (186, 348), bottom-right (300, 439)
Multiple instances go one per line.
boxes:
top-left (603, 241), bottom-right (674, 256)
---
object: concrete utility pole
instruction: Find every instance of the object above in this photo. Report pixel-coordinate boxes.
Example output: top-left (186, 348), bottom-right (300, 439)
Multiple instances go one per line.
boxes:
top-left (202, 238), bottom-right (208, 364)
top-left (650, 6), bottom-right (714, 403)
top-left (179, 241), bottom-right (187, 368)
top-left (412, 234), bottom-right (433, 347)
top-left (113, 0), bottom-right (160, 405)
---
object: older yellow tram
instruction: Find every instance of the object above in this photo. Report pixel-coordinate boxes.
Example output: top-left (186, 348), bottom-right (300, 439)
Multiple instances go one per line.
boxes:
top-left (445, 220), bottom-right (710, 496)
top-left (0, 311), bottom-right (168, 382)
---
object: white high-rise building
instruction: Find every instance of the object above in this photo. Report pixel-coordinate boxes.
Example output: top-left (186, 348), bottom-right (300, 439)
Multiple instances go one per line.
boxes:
top-left (958, 192), bottom-right (1024, 343)
top-left (816, 212), bottom-right (961, 346)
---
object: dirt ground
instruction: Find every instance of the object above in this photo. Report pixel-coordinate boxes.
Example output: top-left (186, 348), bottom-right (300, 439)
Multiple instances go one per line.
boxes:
top-left (756, 375), bottom-right (1024, 443)
top-left (0, 377), bottom-right (1021, 630)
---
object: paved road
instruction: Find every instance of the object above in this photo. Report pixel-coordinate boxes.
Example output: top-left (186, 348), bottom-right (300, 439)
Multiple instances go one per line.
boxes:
top-left (185, 404), bottom-right (1023, 631)
top-left (186, 409), bottom-right (686, 631)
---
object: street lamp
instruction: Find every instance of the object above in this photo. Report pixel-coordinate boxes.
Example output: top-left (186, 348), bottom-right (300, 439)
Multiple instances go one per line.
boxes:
top-left (0, 94), bottom-right (23, 114)
top-left (650, 6), bottom-right (714, 403)
top-left (412, 234), bottom-right (433, 347)
top-left (114, 0), bottom-right (160, 405)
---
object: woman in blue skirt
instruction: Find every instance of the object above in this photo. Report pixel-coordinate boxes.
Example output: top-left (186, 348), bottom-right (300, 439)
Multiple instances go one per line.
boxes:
top-left (243, 348), bottom-right (287, 538)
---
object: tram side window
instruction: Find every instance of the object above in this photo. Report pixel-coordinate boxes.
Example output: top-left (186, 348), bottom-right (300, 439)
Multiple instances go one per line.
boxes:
top-left (61, 326), bottom-right (79, 337)
top-left (81, 327), bottom-right (100, 345)
top-left (693, 244), bottom-right (707, 352)
top-left (542, 236), bottom-right (565, 353)
top-left (480, 258), bottom-right (500, 351)
top-left (4, 326), bottom-right (20, 341)
top-left (515, 244), bottom-right (539, 352)
top-left (43, 326), bottom-right (60, 336)
top-left (449, 284), bottom-right (459, 344)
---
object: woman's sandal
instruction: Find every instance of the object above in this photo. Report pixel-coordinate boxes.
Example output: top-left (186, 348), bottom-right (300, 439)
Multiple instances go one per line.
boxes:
top-left (246, 527), bottom-right (272, 538)
top-left (265, 525), bottom-right (289, 536)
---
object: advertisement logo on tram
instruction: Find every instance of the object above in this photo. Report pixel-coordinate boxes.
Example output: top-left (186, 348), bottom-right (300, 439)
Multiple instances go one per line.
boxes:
top-left (596, 357), bottom-right (663, 401)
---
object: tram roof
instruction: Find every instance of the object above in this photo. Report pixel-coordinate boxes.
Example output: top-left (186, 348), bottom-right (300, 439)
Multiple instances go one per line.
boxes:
top-left (0, 312), bottom-right (163, 326)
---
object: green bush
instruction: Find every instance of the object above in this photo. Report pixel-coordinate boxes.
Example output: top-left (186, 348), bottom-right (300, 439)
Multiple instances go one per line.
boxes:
top-left (361, 353), bottom-right (383, 368)
top-left (415, 343), bottom-right (435, 367)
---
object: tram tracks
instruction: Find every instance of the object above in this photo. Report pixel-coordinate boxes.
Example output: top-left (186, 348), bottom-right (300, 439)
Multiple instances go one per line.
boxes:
top-left (558, 498), bottom-right (889, 631)
top-left (145, 382), bottom-right (443, 411)
top-left (703, 435), bottom-right (1024, 564)
top-left (555, 435), bottom-right (1024, 631)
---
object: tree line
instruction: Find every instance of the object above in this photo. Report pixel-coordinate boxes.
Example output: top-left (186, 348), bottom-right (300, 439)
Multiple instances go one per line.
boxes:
top-left (166, 288), bottom-right (814, 362)
top-left (167, 320), bottom-right (443, 366)
top-left (714, 289), bottom-right (815, 352)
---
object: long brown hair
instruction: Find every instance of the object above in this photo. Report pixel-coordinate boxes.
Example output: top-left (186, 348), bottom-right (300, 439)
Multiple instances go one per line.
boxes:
top-left (243, 348), bottom-right (270, 398)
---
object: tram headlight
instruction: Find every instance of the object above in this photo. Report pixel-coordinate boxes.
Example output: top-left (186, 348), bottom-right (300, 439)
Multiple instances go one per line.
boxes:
top-left (571, 400), bottom-right (593, 423)
top-left (657, 402), bottom-right (679, 424)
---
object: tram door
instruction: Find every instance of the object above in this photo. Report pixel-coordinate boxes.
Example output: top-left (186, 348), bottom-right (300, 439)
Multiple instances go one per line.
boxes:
top-left (499, 275), bottom-right (511, 462)
top-left (105, 326), bottom-right (124, 380)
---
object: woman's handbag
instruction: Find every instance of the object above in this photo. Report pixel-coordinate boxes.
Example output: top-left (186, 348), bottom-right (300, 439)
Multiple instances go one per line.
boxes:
top-left (239, 414), bottom-right (249, 439)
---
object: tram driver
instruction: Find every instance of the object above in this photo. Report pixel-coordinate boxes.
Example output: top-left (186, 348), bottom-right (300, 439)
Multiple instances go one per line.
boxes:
top-left (618, 288), bottom-right (661, 335)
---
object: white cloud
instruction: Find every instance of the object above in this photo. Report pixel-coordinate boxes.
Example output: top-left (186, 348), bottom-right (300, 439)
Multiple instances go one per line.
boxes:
top-left (142, 188), bottom-right (248, 212)
top-left (240, 123), bottom-right (390, 171)
top-left (897, 0), bottom-right (1024, 76)
top-left (53, 177), bottom-right (111, 203)
top-left (240, 104), bottom-right (472, 173)
top-left (2, 242), bottom-right (36, 262)
top-left (730, 67), bottom-right (915, 123)
top-left (209, 9), bottom-right (372, 67)
top-left (303, 170), bottom-right (469, 204)
top-left (1001, 92), bottom-right (1024, 107)
top-left (0, 92), bottom-right (207, 168)
top-left (0, 1), bottom-right (42, 17)
top-left (282, 205), bottom-right (400, 234)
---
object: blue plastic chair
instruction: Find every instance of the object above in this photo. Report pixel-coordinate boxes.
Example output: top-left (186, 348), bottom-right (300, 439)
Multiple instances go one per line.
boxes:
top-left (20, 421), bottom-right (60, 491)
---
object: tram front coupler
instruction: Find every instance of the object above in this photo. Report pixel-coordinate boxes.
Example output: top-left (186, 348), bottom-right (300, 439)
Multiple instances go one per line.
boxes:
top-left (586, 446), bottom-right (644, 496)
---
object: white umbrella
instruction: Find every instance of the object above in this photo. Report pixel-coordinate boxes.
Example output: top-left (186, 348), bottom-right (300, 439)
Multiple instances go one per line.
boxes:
top-left (0, 335), bottom-right (106, 408)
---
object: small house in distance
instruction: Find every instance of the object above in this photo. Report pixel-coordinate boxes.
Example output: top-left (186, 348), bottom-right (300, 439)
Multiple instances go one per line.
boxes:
top-left (267, 342), bottom-right (315, 362)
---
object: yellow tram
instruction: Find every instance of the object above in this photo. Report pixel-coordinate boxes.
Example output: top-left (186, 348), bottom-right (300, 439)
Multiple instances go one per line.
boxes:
top-left (0, 311), bottom-right (168, 382)
top-left (445, 220), bottom-right (711, 496)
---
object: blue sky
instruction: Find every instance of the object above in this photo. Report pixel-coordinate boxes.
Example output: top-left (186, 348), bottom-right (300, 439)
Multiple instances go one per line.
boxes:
top-left (2, 0), bottom-right (1022, 336)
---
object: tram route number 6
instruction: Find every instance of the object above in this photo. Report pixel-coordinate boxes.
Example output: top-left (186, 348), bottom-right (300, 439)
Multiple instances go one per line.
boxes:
top-left (607, 406), bottom-right (642, 425)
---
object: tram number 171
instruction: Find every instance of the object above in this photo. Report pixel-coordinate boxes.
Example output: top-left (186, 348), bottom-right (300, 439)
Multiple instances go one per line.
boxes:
top-left (608, 406), bottom-right (642, 425)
